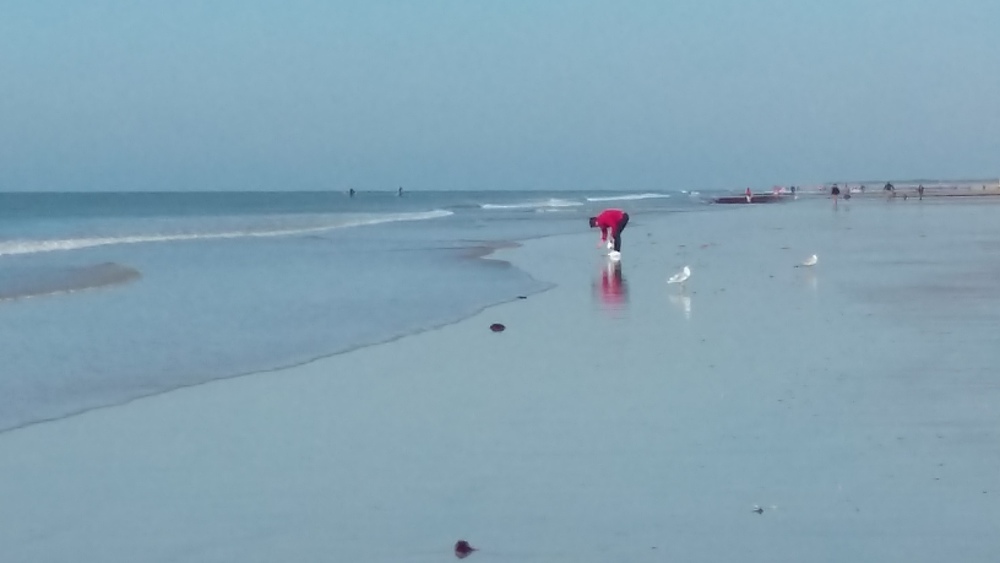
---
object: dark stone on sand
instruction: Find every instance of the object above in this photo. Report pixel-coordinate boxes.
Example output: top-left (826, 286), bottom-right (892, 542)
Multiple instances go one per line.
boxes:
top-left (455, 540), bottom-right (477, 558)
top-left (490, 323), bottom-right (506, 332)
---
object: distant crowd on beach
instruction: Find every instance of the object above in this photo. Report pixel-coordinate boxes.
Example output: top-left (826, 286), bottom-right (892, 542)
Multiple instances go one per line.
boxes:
top-left (824, 180), bottom-right (1000, 203)
top-left (727, 179), bottom-right (1000, 208)
top-left (827, 182), bottom-right (924, 202)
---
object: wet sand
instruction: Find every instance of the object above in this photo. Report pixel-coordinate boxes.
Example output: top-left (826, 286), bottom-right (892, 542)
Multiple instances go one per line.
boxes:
top-left (1, 196), bottom-right (998, 562)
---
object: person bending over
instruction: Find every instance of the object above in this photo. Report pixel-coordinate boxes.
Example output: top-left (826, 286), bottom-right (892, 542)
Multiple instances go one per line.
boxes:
top-left (589, 209), bottom-right (630, 252)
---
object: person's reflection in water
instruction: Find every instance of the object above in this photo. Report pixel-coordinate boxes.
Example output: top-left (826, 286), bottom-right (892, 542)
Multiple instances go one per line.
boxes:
top-left (594, 260), bottom-right (629, 314)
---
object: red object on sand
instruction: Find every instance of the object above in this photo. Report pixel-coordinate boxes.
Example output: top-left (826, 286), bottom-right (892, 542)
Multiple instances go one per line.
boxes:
top-left (454, 540), bottom-right (477, 558)
top-left (489, 323), bottom-right (505, 332)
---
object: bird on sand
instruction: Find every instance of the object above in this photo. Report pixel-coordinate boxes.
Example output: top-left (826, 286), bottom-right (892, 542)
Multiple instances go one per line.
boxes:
top-left (795, 254), bottom-right (818, 267)
top-left (667, 265), bottom-right (691, 285)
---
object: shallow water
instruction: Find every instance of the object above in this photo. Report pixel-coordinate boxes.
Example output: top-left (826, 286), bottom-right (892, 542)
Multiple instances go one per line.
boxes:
top-left (0, 189), bottom-right (711, 430)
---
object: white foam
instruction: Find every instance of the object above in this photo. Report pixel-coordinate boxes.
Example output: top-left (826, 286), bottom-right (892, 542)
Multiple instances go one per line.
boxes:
top-left (480, 198), bottom-right (582, 210)
top-left (585, 193), bottom-right (670, 202)
top-left (0, 210), bottom-right (453, 257)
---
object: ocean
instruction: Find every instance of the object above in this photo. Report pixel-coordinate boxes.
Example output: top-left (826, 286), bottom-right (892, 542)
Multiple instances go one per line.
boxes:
top-left (0, 189), bottom-right (713, 431)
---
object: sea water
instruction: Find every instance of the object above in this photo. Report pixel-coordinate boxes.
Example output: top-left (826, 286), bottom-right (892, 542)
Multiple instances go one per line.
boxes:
top-left (0, 189), bottom-right (711, 430)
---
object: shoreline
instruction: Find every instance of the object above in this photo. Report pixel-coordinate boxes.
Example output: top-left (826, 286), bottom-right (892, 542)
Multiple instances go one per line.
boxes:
top-left (0, 238), bottom-right (554, 435)
top-left (819, 184), bottom-right (1000, 198)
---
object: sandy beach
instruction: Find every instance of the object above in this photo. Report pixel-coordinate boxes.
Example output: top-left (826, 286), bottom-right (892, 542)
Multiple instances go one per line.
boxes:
top-left (2, 196), bottom-right (999, 562)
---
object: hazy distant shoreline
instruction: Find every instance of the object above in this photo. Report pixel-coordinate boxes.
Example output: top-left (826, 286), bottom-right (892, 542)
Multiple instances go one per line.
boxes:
top-left (822, 178), bottom-right (1000, 189)
top-left (806, 180), bottom-right (1000, 197)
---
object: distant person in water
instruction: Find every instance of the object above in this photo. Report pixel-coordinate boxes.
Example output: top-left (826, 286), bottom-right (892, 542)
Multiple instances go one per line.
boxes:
top-left (589, 208), bottom-right (630, 252)
top-left (398, 186), bottom-right (404, 197)
top-left (745, 187), bottom-right (752, 203)
top-left (884, 182), bottom-right (895, 199)
top-left (918, 184), bottom-right (925, 200)
top-left (349, 188), bottom-right (355, 198)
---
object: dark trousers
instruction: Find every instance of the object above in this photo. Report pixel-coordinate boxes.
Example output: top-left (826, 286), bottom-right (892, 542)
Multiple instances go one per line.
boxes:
top-left (612, 213), bottom-right (629, 252)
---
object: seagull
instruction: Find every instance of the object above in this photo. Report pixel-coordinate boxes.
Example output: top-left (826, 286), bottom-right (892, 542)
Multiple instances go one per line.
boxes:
top-left (667, 265), bottom-right (691, 285)
top-left (752, 505), bottom-right (764, 514)
top-left (795, 254), bottom-right (818, 267)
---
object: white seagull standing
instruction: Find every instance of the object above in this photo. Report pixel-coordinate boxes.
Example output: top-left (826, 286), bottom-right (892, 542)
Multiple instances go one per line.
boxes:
top-left (667, 265), bottom-right (691, 285)
top-left (796, 254), bottom-right (818, 267)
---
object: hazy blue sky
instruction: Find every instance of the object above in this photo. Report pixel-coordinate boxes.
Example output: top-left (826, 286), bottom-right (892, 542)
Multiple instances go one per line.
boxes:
top-left (2, 0), bottom-right (998, 191)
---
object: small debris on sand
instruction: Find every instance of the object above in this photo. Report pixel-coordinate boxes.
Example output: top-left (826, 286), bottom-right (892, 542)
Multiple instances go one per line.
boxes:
top-left (454, 540), bottom-right (477, 558)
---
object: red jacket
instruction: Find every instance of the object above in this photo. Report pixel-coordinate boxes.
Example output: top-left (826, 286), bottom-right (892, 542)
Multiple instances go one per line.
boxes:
top-left (595, 209), bottom-right (626, 241)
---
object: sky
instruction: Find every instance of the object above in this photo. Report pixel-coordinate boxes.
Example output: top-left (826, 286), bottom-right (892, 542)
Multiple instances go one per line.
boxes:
top-left (1, 0), bottom-right (998, 192)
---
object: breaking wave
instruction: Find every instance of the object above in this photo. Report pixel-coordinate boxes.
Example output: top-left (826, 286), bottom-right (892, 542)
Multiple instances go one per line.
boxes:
top-left (585, 193), bottom-right (671, 202)
top-left (480, 198), bottom-right (583, 210)
top-left (0, 210), bottom-right (453, 257)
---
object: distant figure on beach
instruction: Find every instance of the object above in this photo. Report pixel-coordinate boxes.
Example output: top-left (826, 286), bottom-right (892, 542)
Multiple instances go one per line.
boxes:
top-left (831, 184), bottom-right (840, 206)
top-left (918, 184), bottom-right (925, 200)
top-left (589, 208), bottom-right (630, 253)
top-left (398, 186), bottom-right (404, 197)
top-left (790, 186), bottom-right (797, 197)
top-left (348, 188), bottom-right (355, 198)
top-left (860, 184), bottom-right (866, 194)
top-left (745, 187), bottom-right (752, 203)
top-left (884, 182), bottom-right (895, 200)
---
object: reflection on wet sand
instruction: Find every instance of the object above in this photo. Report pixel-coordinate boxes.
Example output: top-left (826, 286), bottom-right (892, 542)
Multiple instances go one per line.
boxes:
top-left (801, 269), bottom-right (818, 291)
top-left (593, 260), bottom-right (628, 314)
top-left (668, 292), bottom-right (692, 320)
